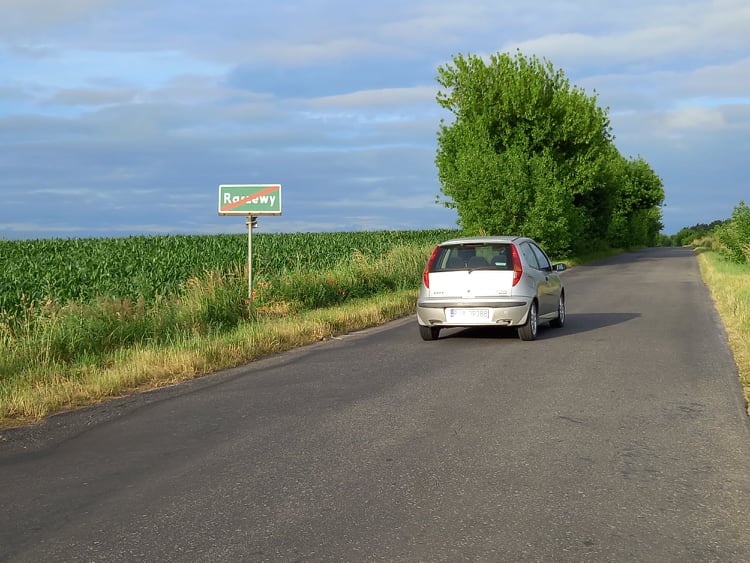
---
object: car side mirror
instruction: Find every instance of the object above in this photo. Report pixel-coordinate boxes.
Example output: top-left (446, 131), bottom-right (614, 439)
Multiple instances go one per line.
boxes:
top-left (553, 263), bottom-right (567, 272)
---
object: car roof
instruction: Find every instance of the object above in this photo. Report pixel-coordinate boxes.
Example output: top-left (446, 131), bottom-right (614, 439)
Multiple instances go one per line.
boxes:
top-left (438, 236), bottom-right (527, 246)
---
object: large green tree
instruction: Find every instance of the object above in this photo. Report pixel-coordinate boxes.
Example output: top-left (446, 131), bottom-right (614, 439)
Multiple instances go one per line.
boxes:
top-left (607, 156), bottom-right (665, 248)
top-left (435, 51), bottom-right (662, 256)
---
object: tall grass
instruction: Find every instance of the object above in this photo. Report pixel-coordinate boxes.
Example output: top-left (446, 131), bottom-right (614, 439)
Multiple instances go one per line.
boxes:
top-left (0, 240), bottom-right (438, 425)
top-left (0, 230), bottom-right (457, 314)
top-left (696, 250), bottom-right (750, 412)
top-left (0, 229), bottom-right (457, 392)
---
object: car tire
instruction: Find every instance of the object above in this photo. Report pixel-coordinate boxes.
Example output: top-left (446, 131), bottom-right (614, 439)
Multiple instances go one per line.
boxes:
top-left (518, 301), bottom-right (538, 341)
top-left (549, 292), bottom-right (565, 328)
top-left (419, 325), bottom-right (441, 341)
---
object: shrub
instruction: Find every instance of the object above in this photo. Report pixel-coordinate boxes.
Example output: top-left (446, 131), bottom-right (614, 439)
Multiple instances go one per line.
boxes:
top-left (714, 201), bottom-right (750, 263)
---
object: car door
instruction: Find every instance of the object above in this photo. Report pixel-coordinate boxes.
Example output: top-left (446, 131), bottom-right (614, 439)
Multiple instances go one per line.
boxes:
top-left (529, 242), bottom-right (561, 315)
top-left (517, 242), bottom-right (548, 311)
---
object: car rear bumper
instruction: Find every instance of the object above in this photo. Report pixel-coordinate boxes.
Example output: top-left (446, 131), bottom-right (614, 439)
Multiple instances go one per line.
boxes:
top-left (416, 299), bottom-right (531, 328)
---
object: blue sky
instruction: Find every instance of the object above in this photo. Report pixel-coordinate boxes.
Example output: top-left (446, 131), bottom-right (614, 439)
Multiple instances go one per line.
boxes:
top-left (1, 0), bottom-right (748, 239)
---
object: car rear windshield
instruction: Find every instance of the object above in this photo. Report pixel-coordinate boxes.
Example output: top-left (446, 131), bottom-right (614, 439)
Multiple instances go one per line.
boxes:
top-left (430, 243), bottom-right (514, 271)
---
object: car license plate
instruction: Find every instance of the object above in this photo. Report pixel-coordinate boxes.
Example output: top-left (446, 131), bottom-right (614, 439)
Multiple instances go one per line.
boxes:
top-left (446, 308), bottom-right (490, 322)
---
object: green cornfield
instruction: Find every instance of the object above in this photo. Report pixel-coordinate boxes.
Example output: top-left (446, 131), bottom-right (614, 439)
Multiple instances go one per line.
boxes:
top-left (1, 229), bottom-right (462, 424)
top-left (0, 230), bottom-right (459, 315)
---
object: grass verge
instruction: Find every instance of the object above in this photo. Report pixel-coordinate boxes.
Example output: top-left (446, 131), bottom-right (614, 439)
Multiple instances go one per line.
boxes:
top-left (697, 251), bottom-right (750, 413)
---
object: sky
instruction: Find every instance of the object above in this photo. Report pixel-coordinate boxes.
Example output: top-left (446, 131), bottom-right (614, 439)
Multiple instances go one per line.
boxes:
top-left (0, 0), bottom-right (748, 240)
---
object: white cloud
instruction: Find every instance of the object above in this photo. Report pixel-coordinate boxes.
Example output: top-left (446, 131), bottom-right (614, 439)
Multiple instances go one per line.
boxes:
top-left (675, 57), bottom-right (750, 99)
top-left (306, 86), bottom-right (438, 109)
top-left (664, 106), bottom-right (727, 130)
top-left (249, 38), bottom-right (386, 67)
top-left (505, 1), bottom-right (750, 68)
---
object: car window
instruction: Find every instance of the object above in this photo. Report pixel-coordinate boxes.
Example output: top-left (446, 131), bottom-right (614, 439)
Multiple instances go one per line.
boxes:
top-left (431, 243), bottom-right (514, 271)
top-left (431, 247), bottom-right (472, 270)
top-left (519, 242), bottom-right (541, 270)
top-left (530, 243), bottom-right (551, 270)
top-left (488, 245), bottom-right (512, 269)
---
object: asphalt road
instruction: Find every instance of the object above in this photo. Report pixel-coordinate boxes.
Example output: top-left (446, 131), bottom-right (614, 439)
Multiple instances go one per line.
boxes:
top-left (1, 247), bottom-right (749, 562)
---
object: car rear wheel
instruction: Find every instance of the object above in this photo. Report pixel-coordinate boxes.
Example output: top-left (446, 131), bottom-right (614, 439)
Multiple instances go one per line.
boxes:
top-left (518, 301), bottom-right (538, 341)
top-left (419, 325), bottom-right (441, 341)
top-left (550, 293), bottom-right (565, 328)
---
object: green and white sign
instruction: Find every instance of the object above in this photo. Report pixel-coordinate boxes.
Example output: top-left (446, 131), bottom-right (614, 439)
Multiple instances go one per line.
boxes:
top-left (218, 184), bottom-right (282, 216)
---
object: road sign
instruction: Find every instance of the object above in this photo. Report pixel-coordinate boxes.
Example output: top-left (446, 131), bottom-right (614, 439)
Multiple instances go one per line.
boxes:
top-left (218, 184), bottom-right (282, 216)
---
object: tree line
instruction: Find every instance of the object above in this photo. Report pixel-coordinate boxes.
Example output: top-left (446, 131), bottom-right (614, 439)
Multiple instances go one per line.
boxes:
top-left (434, 51), bottom-right (665, 257)
top-left (666, 201), bottom-right (750, 264)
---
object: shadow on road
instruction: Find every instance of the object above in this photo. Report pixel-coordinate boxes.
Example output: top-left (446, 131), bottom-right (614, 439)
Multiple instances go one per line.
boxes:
top-left (559, 312), bottom-right (641, 335)
top-left (575, 246), bottom-right (695, 267)
top-left (438, 312), bottom-right (641, 340)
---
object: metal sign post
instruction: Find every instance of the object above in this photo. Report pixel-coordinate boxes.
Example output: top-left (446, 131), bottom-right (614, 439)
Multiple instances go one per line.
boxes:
top-left (218, 184), bottom-right (282, 305)
top-left (246, 215), bottom-right (253, 300)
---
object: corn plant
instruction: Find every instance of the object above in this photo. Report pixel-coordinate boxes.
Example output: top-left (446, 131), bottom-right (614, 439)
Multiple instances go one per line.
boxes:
top-left (0, 230), bottom-right (458, 379)
top-left (0, 229), bottom-right (459, 315)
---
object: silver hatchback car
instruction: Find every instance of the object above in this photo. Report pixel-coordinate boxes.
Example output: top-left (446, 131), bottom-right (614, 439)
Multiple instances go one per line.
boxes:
top-left (417, 236), bottom-right (566, 341)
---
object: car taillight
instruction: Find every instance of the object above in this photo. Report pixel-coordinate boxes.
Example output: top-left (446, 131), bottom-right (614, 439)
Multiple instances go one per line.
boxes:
top-left (422, 246), bottom-right (440, 288)
top-left (511, 244), bottom-right (522, 286)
